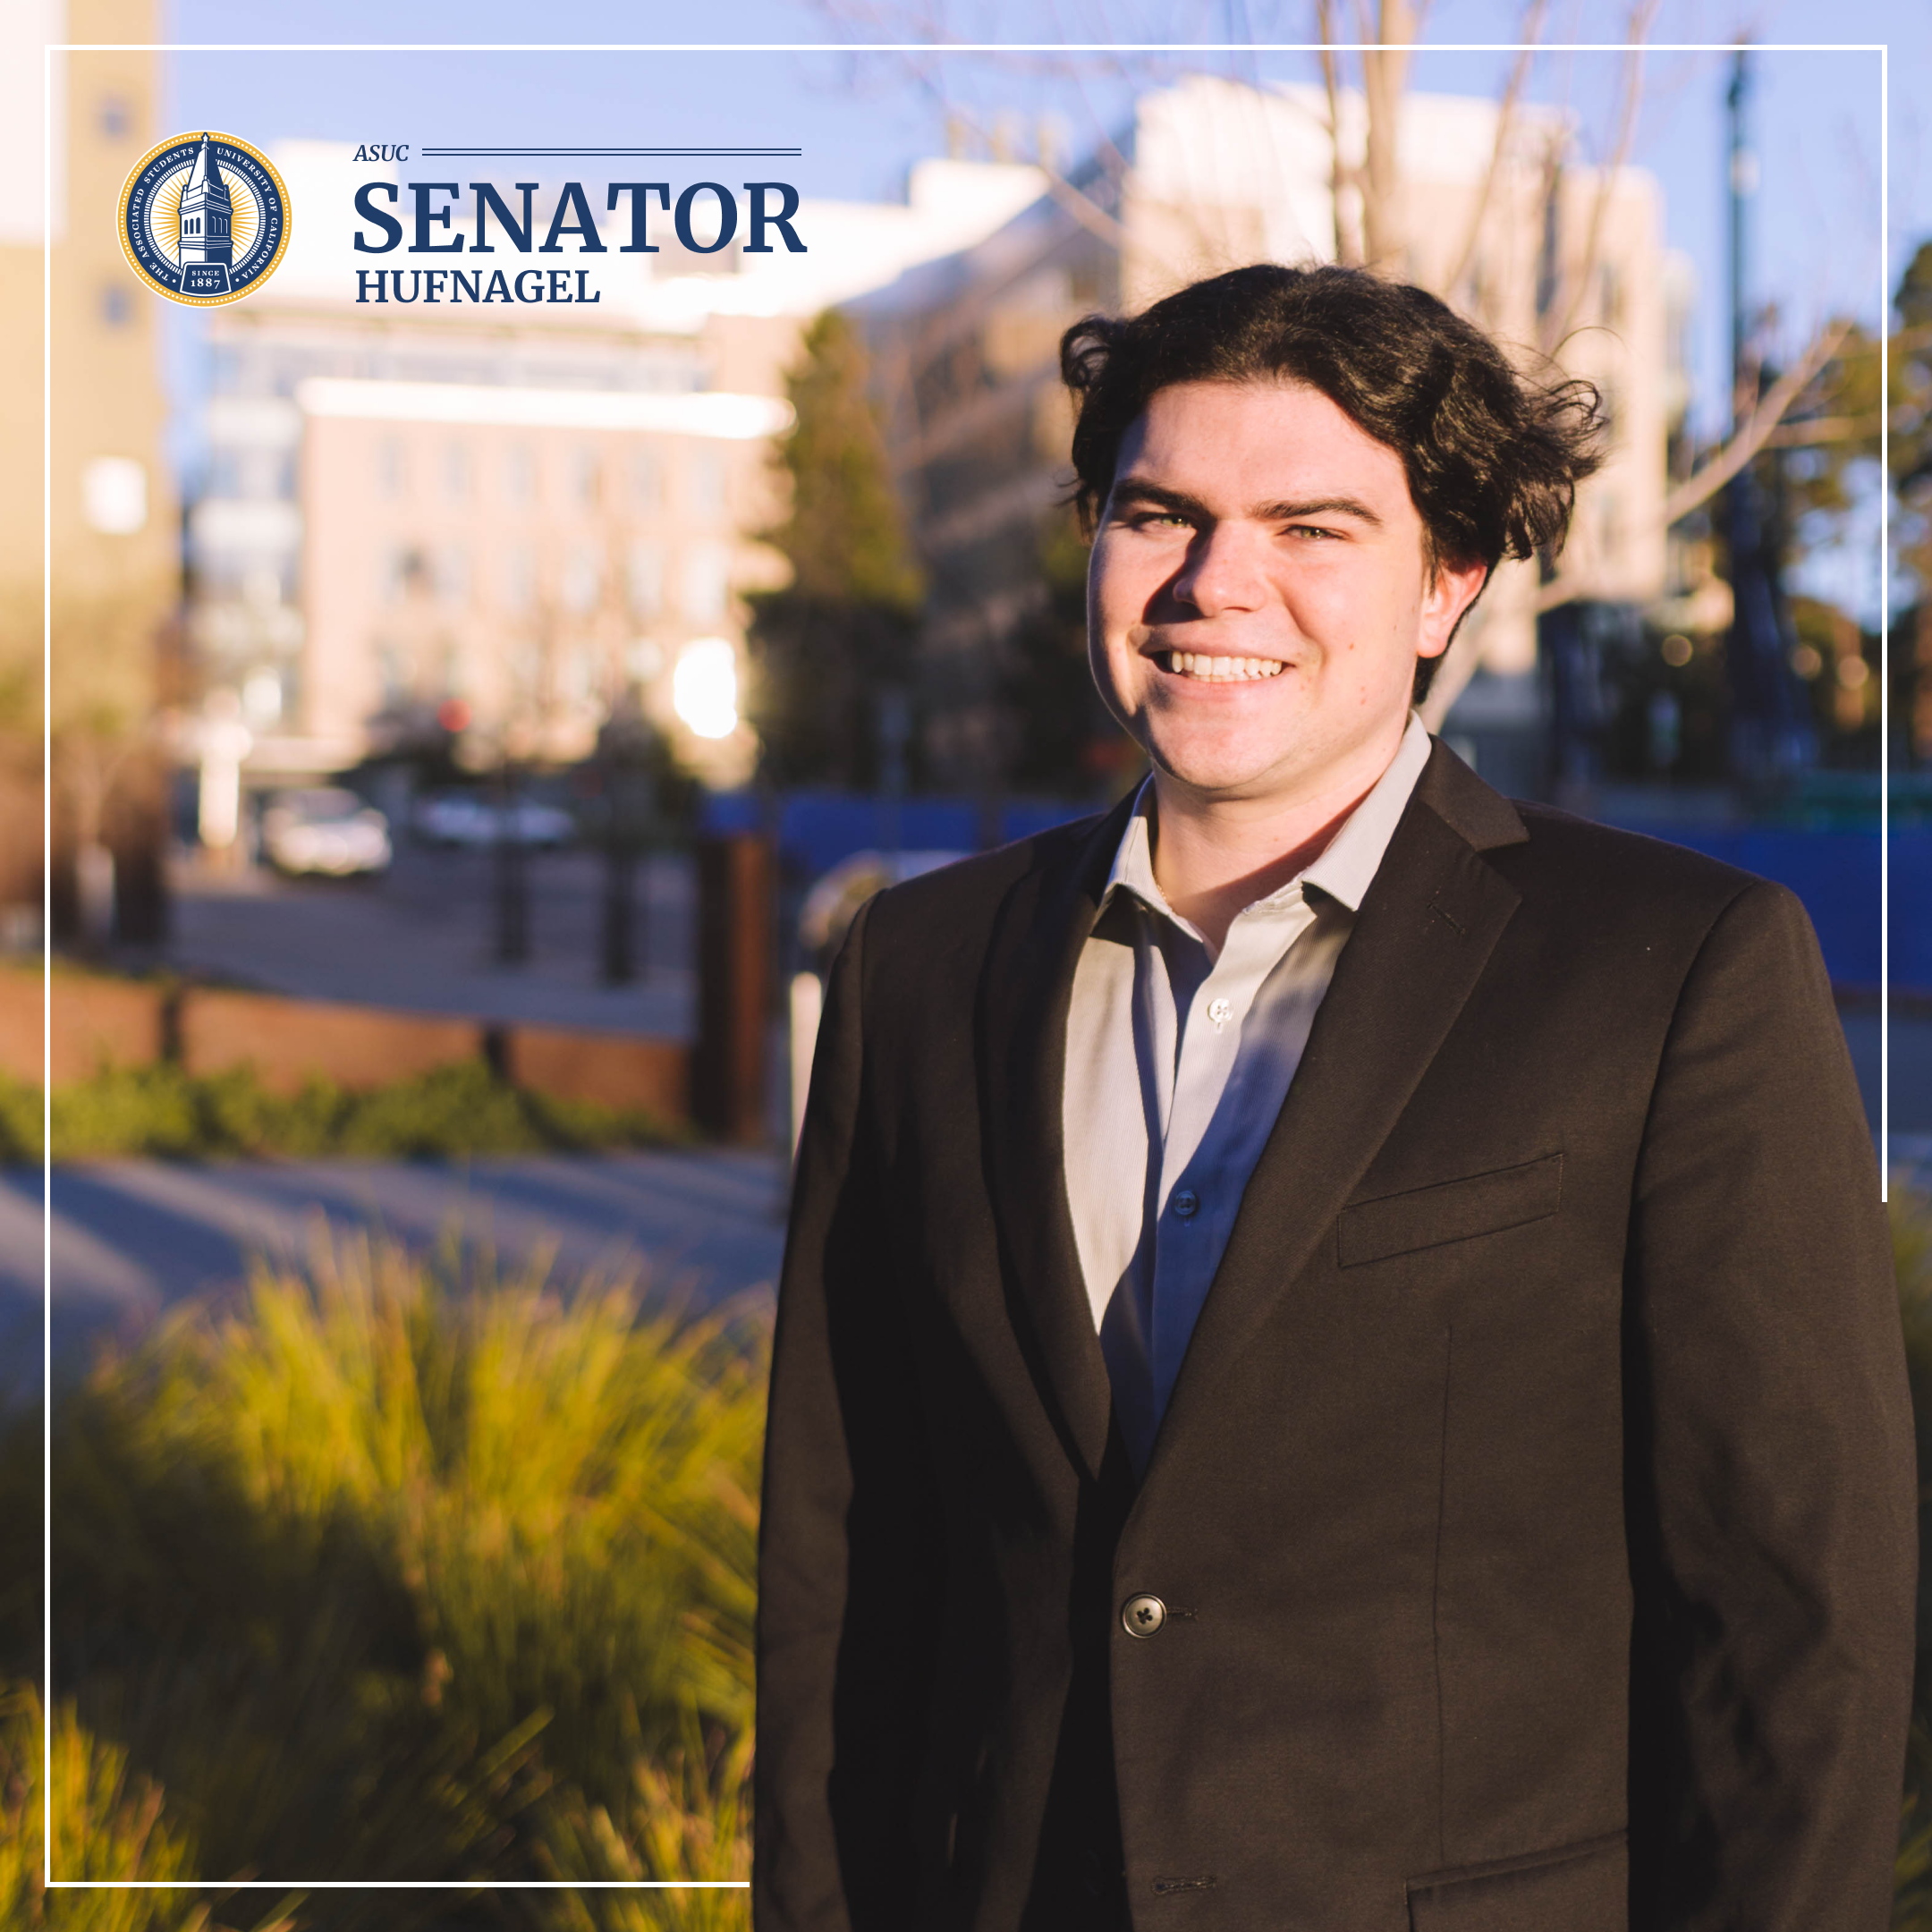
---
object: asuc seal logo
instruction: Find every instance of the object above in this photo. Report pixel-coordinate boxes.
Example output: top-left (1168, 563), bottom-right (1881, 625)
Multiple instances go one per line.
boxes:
top-left (117, 131), bottom-right (292, 306)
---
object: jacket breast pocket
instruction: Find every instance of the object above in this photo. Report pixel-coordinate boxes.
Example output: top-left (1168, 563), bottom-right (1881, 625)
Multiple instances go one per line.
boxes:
top-left (1406, 1829), bottom-right (1625, 1930)
top-left (1337, 1152), bottom-right (1563, 1267)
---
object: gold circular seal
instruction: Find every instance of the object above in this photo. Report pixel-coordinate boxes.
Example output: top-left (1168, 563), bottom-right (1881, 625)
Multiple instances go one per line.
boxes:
top-left (117, 130), bottom-right (292, 308)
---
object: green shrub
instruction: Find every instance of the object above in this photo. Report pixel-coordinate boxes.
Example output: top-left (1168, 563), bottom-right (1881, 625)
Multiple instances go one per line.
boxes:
top-left (0, 1061), bottom-right (691, 1165)
top-left (0, 1681), bottom-right (302, 1931)
top-left (18, 1230), bottom-right (763, 1925)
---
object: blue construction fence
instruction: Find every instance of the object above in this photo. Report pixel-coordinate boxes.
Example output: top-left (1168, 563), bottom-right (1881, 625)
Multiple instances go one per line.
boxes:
top-left (701, 789), bottom-right (1929, 995)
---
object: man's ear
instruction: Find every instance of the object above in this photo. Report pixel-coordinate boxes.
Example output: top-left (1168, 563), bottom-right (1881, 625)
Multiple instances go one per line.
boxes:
top-left (1417, 555), bottom-right (1492, 663)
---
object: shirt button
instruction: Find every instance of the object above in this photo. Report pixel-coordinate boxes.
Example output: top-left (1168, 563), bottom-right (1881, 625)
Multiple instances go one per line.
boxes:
top-left (1207, 996), bottom-right (1232, 1029)
top-left (1172, 1189), bottom-right (1199, 1219)
top-left (1123, 1593), bottom-right (1167, 1637)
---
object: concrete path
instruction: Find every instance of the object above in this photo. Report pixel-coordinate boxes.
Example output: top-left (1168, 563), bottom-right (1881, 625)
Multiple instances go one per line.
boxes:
top-left (156, 846), bottom-right (699, 1038)
top-left (4, 1148), bottom-right (789, 1394)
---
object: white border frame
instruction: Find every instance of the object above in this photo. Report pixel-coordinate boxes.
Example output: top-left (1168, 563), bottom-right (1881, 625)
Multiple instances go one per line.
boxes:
top-left (38, 30), bottom-right (1893, 1901)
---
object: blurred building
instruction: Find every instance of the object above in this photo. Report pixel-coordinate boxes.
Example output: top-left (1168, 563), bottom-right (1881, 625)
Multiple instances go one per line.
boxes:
top-left (0, 0), bottom-right (179, 942)
top-left (861, 75), bottom-right (1689, 796)
top-left (189, 146), bottom-right (1046, 792)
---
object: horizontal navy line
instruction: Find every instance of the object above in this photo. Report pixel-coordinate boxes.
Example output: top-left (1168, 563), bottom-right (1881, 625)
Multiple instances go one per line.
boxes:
top-left (419, 147), bottom-right (802, 155)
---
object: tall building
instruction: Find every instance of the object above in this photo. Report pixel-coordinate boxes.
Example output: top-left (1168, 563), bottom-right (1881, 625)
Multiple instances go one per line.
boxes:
top-left (862, 76), bottom-right (1688, 797)
top-left (0, 0), bottom-right (179, 939)
top-left (188, 146), bottom-right (1046, 792)
top-left (177, 133), bottom-right (234, 271)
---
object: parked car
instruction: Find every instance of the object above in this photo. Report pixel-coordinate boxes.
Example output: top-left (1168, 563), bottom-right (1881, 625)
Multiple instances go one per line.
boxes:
top-left (412, 791), bottom-right (576, 849)
top-left (260, 787), bottom-right (391, 877)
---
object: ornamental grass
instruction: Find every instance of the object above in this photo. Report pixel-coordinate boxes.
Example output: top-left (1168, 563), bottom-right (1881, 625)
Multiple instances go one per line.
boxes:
top-left (4, 1230), bottom-right (762, 1928)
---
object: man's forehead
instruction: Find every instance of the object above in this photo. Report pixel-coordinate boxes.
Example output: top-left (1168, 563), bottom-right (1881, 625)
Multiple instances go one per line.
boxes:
top-left (1112, 377), bottom-right (1412, 508)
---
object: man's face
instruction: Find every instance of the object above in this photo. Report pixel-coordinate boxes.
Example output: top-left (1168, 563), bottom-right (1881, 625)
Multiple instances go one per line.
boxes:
top-left (1087, 377), bottom-right (1487, 807)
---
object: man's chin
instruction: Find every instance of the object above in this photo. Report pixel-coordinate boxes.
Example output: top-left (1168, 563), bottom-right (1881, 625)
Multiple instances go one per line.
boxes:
top-left (1147, 746), bottom-right (1300, 802)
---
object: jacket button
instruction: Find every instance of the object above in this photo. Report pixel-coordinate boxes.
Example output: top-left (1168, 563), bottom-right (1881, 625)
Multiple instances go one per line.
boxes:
top-left (1171, 1190), bottom-right (1199, 1219)
top-left (1123, 1593), bottom-right (1167, 1637)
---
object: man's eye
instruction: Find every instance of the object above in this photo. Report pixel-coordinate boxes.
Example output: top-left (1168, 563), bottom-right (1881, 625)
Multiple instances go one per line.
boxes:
top-left (1287, 524), bottom-right (1339, 540)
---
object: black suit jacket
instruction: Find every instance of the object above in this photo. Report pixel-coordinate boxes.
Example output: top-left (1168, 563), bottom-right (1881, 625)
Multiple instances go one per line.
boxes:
top-left (754, 741), bottom-right (1916, 1932)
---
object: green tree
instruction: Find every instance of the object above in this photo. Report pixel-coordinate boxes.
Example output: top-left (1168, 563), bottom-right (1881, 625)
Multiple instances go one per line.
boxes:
top-left (1001, 508), bottom-right (1140, 795)
top-left (1767, 238), bottom-right (1932, 760)
top-left (745, 310), bottom-right (923, 789)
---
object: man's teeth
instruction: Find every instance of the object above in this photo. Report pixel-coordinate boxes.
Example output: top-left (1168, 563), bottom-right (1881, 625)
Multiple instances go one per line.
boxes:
top-left (1160, 650), bottom-right (1284, 682)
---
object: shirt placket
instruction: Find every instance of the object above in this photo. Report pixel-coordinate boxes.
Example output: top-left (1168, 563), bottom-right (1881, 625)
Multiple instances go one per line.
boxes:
top-left (1146, 890), bottom-right (1317, 1410)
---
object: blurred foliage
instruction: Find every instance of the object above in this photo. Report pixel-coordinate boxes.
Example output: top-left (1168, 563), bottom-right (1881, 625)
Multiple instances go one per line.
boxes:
top-left (534, 1715), bottom-right (752, 1931)
top-left (1782, 240), bottom-right (1932, 597)
top-left (4, 1232), bottom-right (763, 1927)
top-left (1001, 508), bottom-right (1139, 795)
top-left (759, 310), bottom-right (921, 614)
top-left (745, 309), bottom-right (924, 790)
top-left (0, 1060), bottom-right (690, 1165)
top-left (0, 1681), bottom-right (301, 1930)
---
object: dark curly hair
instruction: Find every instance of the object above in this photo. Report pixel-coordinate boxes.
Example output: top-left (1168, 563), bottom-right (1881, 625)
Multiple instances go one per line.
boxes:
top-left (1060, 263), bottom-right (1606, 699)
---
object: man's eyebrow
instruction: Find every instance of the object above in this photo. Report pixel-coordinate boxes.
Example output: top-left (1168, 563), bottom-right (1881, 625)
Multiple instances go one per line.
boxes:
top-left (1107, 479), bottom-right (1385, 529)
top-left (1106, 479), bottom-right (1212, 520)
top-left (1253, 495), bottom-right (1384, 528)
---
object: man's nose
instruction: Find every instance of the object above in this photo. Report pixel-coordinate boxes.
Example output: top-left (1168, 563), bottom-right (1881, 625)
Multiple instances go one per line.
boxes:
top-left (1170, 522), bottom-right (1269, 616)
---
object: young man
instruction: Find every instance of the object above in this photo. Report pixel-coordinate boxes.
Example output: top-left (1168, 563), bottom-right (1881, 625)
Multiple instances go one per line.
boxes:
top-left (754, 264), bottom-right (1914, 1932)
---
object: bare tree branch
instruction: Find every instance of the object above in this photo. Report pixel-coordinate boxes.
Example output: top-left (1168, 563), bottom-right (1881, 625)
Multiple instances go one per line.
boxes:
top-left (1658, 318), bottom-right (1852, 524)
top-left (1541, 0), bottom-right (1658, 353)
top-left (1531, 317), bottom-right (1855, 617)
top-left (1315, 0), bottom-right (1360, 265)
top-left (1360, 1), bottom-right (1419, 268)
top-left (1444, 0), bottom-right (1549, 304)
top-left (1762, 413), bottom-right (1882, 448)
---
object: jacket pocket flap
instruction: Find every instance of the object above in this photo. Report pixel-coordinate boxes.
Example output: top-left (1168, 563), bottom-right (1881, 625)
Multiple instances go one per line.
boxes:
top-left (1407, 1828), bottom-right (1625, 1930)
top-left (1338, 1153), bottom-right (1563, 1267)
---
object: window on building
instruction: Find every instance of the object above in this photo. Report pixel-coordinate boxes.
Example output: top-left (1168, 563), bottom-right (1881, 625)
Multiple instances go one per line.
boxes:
top-left (242, 668), bottom-right (283, 727)
top-left (686, 448), bottom-right (725, 519)
top-left (377, 439), bottom-right (407, 498)
top-left (626, 542), bottom-right (665, 618)
top-left (98, 96), bottom-right (132, 139)
top-left (631, 446), bottom-right (662, 507)
top-left (560, 647), bottom-right (597, 708)
top-left (437, 546), bottom-right (470, 607)
top-left (562, 545), bottom-right (602, 614)
top-left (506, 445), bottom-right (535, 504)
top-left (444, 442), bottom-right (470, 502)
top-left (81, 457), bottom-right (146, 534)
top-left (100, 285), bottom-right (133, 328)
top-left (572, 448), bottom-right (601, 507)
top-left (384, 547), bottom-right (426, 604)
top-left (504, 546), bottom-right (536, 613)
top-left (680, 542), bottom-right (732, 623)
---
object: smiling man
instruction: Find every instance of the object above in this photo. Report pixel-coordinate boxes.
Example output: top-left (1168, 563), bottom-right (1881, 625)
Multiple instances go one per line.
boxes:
top-left (755, 265), bottom-right (1913, 1932)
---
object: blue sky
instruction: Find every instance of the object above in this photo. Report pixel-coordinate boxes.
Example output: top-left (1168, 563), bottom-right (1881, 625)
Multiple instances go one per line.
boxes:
top-left (157, 1), bottom-right (1924, 434)
top-left (148, 0), bottom-right (1925, 614)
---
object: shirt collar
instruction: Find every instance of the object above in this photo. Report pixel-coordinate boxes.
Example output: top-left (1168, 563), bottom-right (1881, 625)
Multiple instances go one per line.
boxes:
top-left (1099, 711), bottom-right (1434, 927)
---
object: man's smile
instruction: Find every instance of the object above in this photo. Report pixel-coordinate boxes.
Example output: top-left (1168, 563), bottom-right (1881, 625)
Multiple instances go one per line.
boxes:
top-left (1152, 649), bottom-right (1287, 682)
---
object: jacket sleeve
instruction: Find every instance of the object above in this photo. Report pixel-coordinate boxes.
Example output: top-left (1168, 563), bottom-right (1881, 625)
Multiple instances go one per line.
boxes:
top-left (1624, 877), bottom-right (1916, 1928)
top-left (754, 897), bottom-right (945, 1932)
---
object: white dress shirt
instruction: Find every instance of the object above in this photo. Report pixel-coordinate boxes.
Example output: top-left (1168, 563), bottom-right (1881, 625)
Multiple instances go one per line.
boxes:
top-left (1062, 714), bottom-right (1435, 1471)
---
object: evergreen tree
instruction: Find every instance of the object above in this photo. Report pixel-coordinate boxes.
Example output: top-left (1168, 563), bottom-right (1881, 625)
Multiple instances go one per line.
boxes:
top-left (745, 310), bottom-right (922, 788)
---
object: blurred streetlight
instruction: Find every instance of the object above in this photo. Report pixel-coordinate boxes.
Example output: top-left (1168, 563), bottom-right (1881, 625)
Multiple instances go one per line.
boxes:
top-left (673, 638), bottom-right (739, 740)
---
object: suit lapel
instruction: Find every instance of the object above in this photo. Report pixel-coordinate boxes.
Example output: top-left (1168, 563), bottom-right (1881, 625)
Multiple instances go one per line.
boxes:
top-left (1138, 742), bottom-right (1529, 1495)
top-left (979, 793), bottom-right (1138, 1484)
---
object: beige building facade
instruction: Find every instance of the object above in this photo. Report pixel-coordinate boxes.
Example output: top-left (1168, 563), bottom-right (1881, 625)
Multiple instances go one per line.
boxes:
top-left (190, 144), bottom-right (1046, 791)
top-left (0, 0), bottom-right (179, 934)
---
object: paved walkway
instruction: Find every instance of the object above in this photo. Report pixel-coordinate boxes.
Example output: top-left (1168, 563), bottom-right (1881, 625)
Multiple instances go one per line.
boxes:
top-left (157, 847), bottom-right (699, 1038)
top-left (5, 1148), bottom-right (789, 1393)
